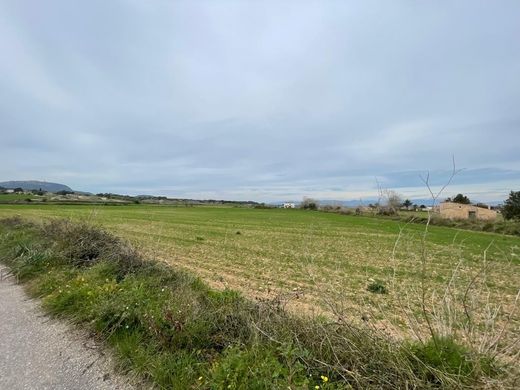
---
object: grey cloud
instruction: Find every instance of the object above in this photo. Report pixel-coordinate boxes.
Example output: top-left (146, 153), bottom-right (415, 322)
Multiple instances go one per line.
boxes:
top-left (1, 1), bottom-right (519, 201)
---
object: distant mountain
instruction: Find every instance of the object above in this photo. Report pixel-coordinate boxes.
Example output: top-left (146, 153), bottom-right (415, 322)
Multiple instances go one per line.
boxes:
top-left (0, 180), bottom-right (73, 192)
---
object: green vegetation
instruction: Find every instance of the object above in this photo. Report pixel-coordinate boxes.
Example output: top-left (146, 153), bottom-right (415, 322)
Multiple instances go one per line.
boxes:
top-left (407, 337), bottom-right (497, 384)
top-left (367, 279), bottom-right (388, 294)
top-left (448, 194), bottom-right (471, 204)
top-left (0, 205), bottom-right (518, 340)
top-left (0, 193), bottom-right (45, 202)
top-left (398, 212), bottom-right (520, 236)
top-left (503, 191), bottom-right (520, 220)
top-left (0, 217), bottom-right (513, 388)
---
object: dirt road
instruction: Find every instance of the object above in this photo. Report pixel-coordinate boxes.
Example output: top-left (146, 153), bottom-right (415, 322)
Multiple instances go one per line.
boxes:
top-left (0, 275), bottom-right (133, 390)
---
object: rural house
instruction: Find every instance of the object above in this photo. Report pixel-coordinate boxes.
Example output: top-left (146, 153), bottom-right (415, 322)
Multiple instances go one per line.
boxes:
top-left (438, 201), bottom-right (497, 221)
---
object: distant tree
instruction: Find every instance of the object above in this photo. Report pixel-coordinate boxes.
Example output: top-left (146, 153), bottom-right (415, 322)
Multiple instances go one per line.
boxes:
top-left (502, 191), bottom-right (520, 220)
top-left (13, 187), bottom-right (24, 193)
top-left (301, 197), bottom-right (319, 210)
top-left (402, 199), bottom-right (412, 209)
top-left (56, 190), bottom-right (74, 195)
top-left (375, 190), bottom-right (402, 216)
top-left (452, 193), bottom-right (470, 204)
top-left (31, 188), bottom-right (46, 196)
top-left (385, 190), bottom-right (402, 211)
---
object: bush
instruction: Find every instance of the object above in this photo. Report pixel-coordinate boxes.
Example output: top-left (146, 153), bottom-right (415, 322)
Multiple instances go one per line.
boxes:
top-left (502, 191), bottom-right (520, 220)
top-left (451, 193), bottom-right (471, 204)
top-left (301, 197), bottom-right (319, 210)
top-left (41, 220), bottom-right (144, 273)
top-left (367, 280), bottom-right (388, 294)
top-left (407, 337), bottom-right (498, 384)
top-left (210, 346), bottom-right (297, 389)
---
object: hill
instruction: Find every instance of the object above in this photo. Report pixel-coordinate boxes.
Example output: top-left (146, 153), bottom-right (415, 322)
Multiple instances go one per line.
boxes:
top-left (0, 180), bottom-right (73, 192)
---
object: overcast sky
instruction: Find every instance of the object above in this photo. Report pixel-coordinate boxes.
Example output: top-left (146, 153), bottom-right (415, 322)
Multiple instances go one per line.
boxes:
top-left (1, 1), bottom-right (519, 202)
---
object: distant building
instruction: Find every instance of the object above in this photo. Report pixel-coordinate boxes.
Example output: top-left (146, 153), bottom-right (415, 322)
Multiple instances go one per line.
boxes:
top-left (438, 201), bottom-right (497, 221)
top-left (283, 203), bottom-right (295, 209)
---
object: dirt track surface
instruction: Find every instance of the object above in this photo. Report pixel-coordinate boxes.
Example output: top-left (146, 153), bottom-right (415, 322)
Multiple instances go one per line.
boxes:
top-left (0, 276), bottom-right (133, 390)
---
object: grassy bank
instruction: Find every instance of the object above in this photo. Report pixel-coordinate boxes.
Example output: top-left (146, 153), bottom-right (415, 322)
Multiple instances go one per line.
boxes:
top-left (398, 213), bottom-right (520, 237)
top-left (0, 217), bottom-right (514, 389)
top-left (322, 207), bottom-right (520, 237)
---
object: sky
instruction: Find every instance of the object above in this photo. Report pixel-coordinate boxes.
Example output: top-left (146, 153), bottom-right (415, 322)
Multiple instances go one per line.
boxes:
top-left (1, 0), bottom-right (519, 203)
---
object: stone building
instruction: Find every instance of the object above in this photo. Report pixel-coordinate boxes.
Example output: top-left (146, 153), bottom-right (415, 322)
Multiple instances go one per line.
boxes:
top-left (438, 201), bottom-right (497, 221)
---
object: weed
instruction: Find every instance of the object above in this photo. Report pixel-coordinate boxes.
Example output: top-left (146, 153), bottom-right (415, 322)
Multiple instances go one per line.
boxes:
top-left (367, 280), bottom-right (388, 294)
top-left (405, 337), bottom-right (499, 385)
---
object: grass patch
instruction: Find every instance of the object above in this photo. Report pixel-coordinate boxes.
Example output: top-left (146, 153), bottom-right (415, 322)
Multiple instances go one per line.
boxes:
top-left (398, 213), bottom-right (520, 237)
top-left (407, 337), bottom-right (499, 385)
top-left (367, 279), bottom-right (388, 294)
top-left (0, 217), bottom-right (512, 388)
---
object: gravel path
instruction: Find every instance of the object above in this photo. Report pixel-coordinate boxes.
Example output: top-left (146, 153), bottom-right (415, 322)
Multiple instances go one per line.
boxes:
top-left (0, 275), bottom-right (135, 390)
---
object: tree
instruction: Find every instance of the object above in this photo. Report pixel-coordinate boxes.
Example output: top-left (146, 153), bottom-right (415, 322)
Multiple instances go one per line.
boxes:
top-left (300, 197), bottom-right (319, 210)
top-left (375, 190), bottom-right (402, 215)
top-left (502, 191), bottom-right (520, 220)
top-left (385, 190), bottom-right (402, 211)
top-left (31, 188), bottom-right (46, 196)
top-left (57, 190), bottom-right (74, 195)
top-left (402, 199), bottom-right (412, 209)
top-left (452, 193), bottom-right (470, 204)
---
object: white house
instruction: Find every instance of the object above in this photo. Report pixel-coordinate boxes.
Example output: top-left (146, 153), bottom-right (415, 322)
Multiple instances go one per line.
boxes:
top-left (283, 203), bottom-right (295, 209)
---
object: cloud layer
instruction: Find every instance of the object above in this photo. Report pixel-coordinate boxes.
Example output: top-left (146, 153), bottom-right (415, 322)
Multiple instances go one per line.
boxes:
top-left (1, 1), bottom-right (519, 202)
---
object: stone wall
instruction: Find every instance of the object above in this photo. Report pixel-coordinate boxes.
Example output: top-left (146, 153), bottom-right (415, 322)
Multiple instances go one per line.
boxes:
top-left (438, 202), bottom-right (497, 221)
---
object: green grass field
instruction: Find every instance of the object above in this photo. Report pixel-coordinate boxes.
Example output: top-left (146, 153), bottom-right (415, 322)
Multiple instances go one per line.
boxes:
top-left (1, 204), bottom-right (518, 343)
top-left (0, 193), bottom-right (44, 202)
top-left (5, 217), bottom-right (510, 388)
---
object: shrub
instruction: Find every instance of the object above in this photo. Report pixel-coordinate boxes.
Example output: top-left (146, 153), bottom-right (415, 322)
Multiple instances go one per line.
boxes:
top-left (301, 197), bottom-right (319, 210)
top-left (377, 207), bottom-right (398, 216)
top-left (41, 220), bottom-right (144, 273)
top-left (451, 193), bottom-right (471, 204)
top-left (406, 337), bottom-right (498, 384)
top-left (210, 346), bottom-right (295, 389)
top-left (502, 191), bottom-right (520, 220)
top-left (367, 280), bottom-right (388, 294)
